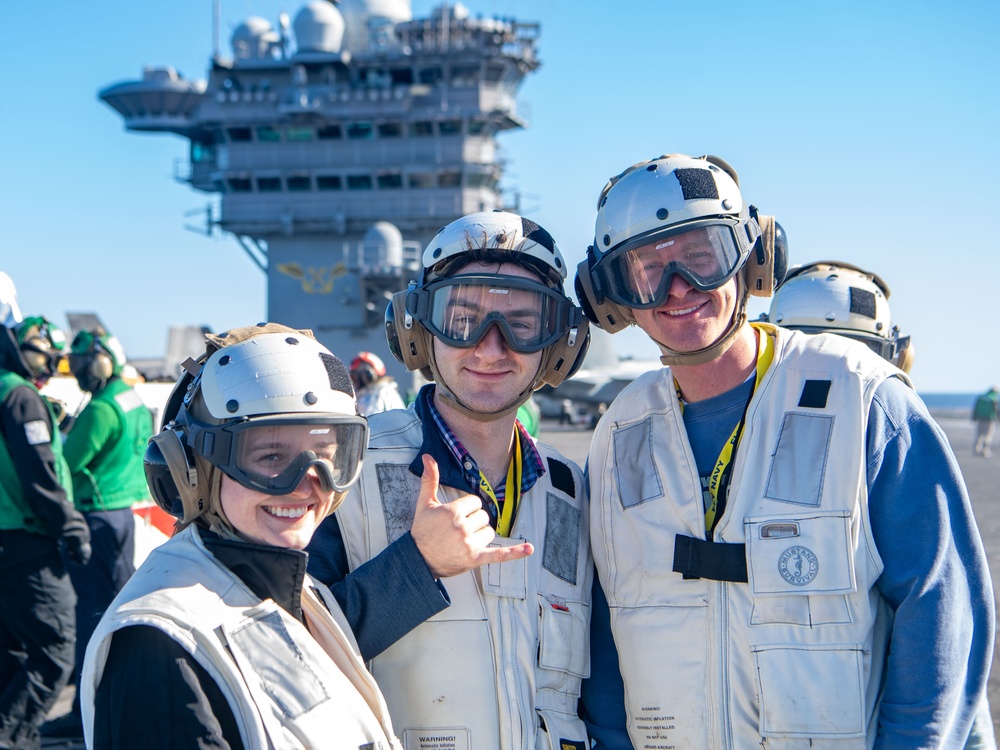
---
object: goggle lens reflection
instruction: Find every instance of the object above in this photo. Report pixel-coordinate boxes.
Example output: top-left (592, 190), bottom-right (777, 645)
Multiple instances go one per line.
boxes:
top-left (603, 225), bottom-right (743, 308)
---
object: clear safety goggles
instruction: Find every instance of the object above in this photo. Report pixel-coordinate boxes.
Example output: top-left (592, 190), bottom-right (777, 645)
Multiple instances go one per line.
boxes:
top-left (408, 274), bottom-right (577, 353)
top-left (186, 416), bottom-right (368, 495)
top-left (598, 221), bottom-right (746, 309)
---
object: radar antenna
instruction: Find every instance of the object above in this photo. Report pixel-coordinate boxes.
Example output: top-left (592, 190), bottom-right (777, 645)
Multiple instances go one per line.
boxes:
top-left (212, 0), bottom-right (221, 62)
top-left (278, 13), bottom-right (290, 59)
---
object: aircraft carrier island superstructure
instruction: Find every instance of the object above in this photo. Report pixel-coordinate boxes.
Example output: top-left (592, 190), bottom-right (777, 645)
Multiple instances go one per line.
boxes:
top-left (98, 0), bottom-right (540, 383)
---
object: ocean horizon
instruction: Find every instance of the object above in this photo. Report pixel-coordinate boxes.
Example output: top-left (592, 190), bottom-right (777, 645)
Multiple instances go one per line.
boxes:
top-left (919, 392), bottom-right (980, 413)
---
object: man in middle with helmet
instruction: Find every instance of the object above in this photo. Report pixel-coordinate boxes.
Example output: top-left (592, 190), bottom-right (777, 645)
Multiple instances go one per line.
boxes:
top-left (575, 153), bottom-right (993, 748)
top-left (308, 210), bottom-right (593, 750)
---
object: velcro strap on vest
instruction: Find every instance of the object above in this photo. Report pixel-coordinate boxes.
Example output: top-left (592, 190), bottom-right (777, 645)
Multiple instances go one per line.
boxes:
top-left (672, 534), bottom-right (748, 582)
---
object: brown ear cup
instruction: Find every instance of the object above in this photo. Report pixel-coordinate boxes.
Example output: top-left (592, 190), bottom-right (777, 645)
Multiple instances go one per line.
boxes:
top-left (574, 257), bottom-right (634, 333)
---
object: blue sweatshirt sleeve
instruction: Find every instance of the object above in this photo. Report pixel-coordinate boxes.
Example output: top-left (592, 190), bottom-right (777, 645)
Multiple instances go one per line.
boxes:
top-left (580, 575), bottom-right (633, 750)
top-left (306, 513), bottom-right (450, 662)
top-left (867, 378), bottom-right (995, 748)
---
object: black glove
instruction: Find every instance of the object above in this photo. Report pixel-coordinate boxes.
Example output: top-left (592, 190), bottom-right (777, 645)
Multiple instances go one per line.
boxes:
top-left (65, 534), bottom-right (92, 566)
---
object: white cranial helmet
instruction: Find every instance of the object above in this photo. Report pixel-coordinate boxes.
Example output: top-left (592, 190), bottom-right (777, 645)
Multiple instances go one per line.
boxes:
top-left (386, 210), bottom-right (589, 420)
top-left (576, 154), bottom-right (783, 366)
top-left (768, 261), bottom-right (913, 371)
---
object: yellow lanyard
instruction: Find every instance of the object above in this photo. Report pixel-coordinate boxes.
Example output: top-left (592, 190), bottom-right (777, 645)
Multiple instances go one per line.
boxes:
top-left (676, 326), bottom-right (775, 534)
top-left (477, 435), bottom-right (522, 538)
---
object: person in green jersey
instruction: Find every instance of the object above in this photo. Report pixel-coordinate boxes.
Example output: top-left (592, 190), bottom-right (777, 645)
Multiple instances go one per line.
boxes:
top-left (42, 328), bottom-right (152, 740)
top-left (0, 316), bottom-right (90, 750)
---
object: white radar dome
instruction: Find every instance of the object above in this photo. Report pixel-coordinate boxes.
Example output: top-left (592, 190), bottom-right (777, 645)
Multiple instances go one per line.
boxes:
top-left (363, 221), bottom-right (404, 268)
top-left (293, 2), bottom-right (346, 53)
top-left (432, 3), bottom-right (469, 22)
top-left (339, 0), bottom-right (412, 53)
top-left (231, 17), bottom-right (280, 61)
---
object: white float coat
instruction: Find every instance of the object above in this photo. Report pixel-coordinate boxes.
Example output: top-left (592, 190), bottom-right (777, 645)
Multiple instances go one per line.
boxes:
top-left (82, 524), bottom-right (401, 750)
top-left (589, 325), bottom-right (907, 749)
top-left (336, 406), bottom-right (593, 750)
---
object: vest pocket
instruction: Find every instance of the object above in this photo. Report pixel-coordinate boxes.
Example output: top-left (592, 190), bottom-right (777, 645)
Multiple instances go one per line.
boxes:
top-left (752, 643), bottom-right (866, 738)
top-left (227, 609), bottom-right (329, 717)
top-left (479, 538), bottom-right (529, 600)
top-left (537, 595), bottom-right (590, 678)
top-left (746, 511), bottom-right (855, 596)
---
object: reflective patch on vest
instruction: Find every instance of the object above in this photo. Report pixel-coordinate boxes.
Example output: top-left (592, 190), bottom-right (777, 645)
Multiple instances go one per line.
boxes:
top-left (764, 413), bottom-right (833, 506)
top-left (375, 463), bottom-right (420, 544)
top-left (543, 492), bottom-right (580, 584)
top-left (546, 457), bottom-right (575, 498)
top-left (612, 417), bottom-right (663, 508)
top-left (113, 389), bottom-right (144, 413)
top-left (23, 419), bottom-right (51, 446)
top-left (228, 609), bottom-right (329, 717)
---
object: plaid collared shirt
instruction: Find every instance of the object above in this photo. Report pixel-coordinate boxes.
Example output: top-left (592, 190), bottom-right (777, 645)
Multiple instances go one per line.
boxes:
top-left (421, 387), bottom-right (545, 530)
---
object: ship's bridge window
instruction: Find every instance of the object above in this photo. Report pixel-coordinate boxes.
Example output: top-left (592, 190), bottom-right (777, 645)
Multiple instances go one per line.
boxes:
top-left (256, 126), bottom-right (281, 143)
top-left (227, 177), bottom-right (252, 193)
top-left (226, 127), bottom-right (252, 143)
top-left (438, 171), bottom-right (462, 188)
top-left (257, 176), bottom-right (282, 192)
top-left (287, 127), bottom-right (314, 142)
top-left (450, 65), bottom-right (479, 86)
top-left (191, 141), bottom-right (217, 164)
top-left (418, 67), bottom-right (443, 85)
top-left (408, 172), bottom-right (435, 189)
top-left (438, 120), bottom-right (462, 136)
top-left (376, 173), bottom-right (403, 189)
top-left (287, 175), bottom-right (312, 192)
top-left (467, 119), bottom-right (487, 136)
top-left (377, 122), bottom-right (404, 138)
top-left (347, 174), bottom-right (373, 190)
top-left (317, 175), bottom-right (342, 190)
top-left (484, 64), bottom-right (505, 83)
top-left (347, 122), bottom-right (374, 140)
top-left (390, 68), bottom-right (414, 85)
top-left (317, 125), bottom-right (343, 140)
top-left (410, 121), bottom-right (434, 137)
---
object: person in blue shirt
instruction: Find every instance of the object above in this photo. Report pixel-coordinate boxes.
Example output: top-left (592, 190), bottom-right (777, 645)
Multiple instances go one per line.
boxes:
top-left (575, 153), bottom-right (994, 749)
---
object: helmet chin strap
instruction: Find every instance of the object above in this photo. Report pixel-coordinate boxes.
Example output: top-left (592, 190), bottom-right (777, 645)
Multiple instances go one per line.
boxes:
top-left (654, 274), bottom-right (750, 367)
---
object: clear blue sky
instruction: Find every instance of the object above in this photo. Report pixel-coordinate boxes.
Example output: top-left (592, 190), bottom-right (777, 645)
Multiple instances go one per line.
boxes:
top-left (5, 0), bottom-right (998, 392)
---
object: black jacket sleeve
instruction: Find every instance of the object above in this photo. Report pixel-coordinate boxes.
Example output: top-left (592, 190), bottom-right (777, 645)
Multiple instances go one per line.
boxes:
top-left (0, 385), bottom-right (89, 544)
top-left (307, 514), bottom-right (449, 661)
top-left (93, 625), bottom-right (244, 750)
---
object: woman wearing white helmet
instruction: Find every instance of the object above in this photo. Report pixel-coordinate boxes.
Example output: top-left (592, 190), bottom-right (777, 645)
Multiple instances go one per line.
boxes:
top-left (80, 323), bottom-right (401, 750)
